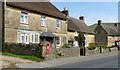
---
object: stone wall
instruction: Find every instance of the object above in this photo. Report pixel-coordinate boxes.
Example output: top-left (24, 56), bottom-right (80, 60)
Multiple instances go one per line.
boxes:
top-left (45, 47), bottom-right (80, 60)
top-left (108, 36), bottom-right (119, 46)
top-left (86, 47), bottom-right (118, 56)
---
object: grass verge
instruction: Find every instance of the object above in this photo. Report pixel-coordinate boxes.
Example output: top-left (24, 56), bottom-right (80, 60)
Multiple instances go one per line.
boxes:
top-left (0, 52), bottom-right (43, 62)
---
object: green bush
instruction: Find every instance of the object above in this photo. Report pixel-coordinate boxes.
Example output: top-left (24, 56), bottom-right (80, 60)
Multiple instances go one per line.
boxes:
top-left (87, 43), bottom-right (107, 50)
top-left (3, 42), bottom-right (42, 58)
top-left (62, 44), bottom-right (74, 48)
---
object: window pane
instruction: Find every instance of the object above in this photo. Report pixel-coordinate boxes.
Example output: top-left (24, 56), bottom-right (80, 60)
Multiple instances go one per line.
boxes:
top-left (56, 37), bottom-right (60, 45)
top-left (22, 35), bottom-right (24, 43)
top-left (20, 12), bottom-right (28, 23)
top-left (35, 34), bottom-right (38, 42)
top-left (25, 16), bottom-right (28, 23)
top-left (20, 34), bottom-right (24, 43)
top-left (41, 16), bottom-right (46, 26)
top-left (26, 35), bottom-right (28, 42)
top-left (20, 15), bottom-right (24, 22)
top-left (32, 35), bottom-right (34, 42)
top-left (56, 19), bottom-right (60, 28)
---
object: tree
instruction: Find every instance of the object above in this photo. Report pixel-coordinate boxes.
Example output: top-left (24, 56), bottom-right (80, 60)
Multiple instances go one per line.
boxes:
top-left (74, 31), bottom-right (85, 48)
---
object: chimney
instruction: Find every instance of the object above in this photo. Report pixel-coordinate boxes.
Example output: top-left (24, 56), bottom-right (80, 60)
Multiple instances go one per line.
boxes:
top-left (98, 20), bottom-right (102, 25)
top-left (79, 16), bottom-right (84, 21)
top-left (62, 7), bottom-right (69, 17)
top-left (114, 23), bottom-right (118, 27)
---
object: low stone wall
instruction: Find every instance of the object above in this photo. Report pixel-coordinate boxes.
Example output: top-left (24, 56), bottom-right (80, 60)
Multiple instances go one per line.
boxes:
top-left (86, 47), bottom-right (118, 56)
top-left (45, 47), bottom-right (80, 60)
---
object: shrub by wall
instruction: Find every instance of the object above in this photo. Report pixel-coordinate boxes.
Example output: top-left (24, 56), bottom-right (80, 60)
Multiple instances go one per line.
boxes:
top-left (3, 42), bottom-right (42, 58)
top-left (87, 43), bottom-right (107, 50)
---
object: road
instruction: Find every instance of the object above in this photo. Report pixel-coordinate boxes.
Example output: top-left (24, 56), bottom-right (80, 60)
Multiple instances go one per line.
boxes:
top-left (16, 51), bottom-right (119, 69)
top-left (53, 54), bottom-right (118, 68)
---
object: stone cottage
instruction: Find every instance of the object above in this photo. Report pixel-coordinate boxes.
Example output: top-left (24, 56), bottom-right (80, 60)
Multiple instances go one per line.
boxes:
top-left (3, 2), bottom-right (67, 48)
top-left (90, 20), bottom-right (120, 47)
top-left (62, 8), bottom-right (95, 47)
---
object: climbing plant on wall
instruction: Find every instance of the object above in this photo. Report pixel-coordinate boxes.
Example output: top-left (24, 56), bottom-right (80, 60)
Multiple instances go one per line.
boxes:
top-left (74, 31), bottom-right (85, 48)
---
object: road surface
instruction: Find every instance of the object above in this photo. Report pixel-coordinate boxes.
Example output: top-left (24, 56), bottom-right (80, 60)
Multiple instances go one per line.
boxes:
top-left (53, 54), bottom-right (118, 68)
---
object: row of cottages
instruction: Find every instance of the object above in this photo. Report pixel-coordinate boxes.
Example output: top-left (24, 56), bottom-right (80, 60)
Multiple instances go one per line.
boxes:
top-left (90, 20), bottom-right (120, 47)
top-left (62, 8), bottom-right (95, 47)
top-left (5, 2), bottom-right (67, 48)
top-left (3, 2), bottom-right (94, 49)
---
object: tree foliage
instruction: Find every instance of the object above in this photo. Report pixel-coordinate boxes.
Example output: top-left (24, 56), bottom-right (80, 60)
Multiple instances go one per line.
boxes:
top-left (74, 31), bottom-right (85, 48)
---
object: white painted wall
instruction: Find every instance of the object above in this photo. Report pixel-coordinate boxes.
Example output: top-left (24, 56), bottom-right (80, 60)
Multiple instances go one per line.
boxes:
top-left (84, 34), bottom-right (88, 47)
top-left (74, 31), bottom-right (78, 47)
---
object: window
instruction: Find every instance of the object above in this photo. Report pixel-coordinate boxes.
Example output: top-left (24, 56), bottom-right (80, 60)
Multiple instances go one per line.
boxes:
top-left (56, 19), bottom-right (60, 28)
top-left (35, 34), bottom-right (39, 43)
top-left (30, 34), bottom-right (34, 43)
top-left (20, 12), bottom-right (28, 24)
top-left (74, 31), bottom-right (78, 36)
top-left (30, 33), bottom-right (39, 43)
top-left (56, 37), bottom-right (61, 46)
top-left (20, 34), bottom-right (25, 43)
top-left (41, 16), bottom-right (46, 26)
top-left (25, 34), bottom-right (29, 44)
top-left (20, 33), bottom-right (29, 44)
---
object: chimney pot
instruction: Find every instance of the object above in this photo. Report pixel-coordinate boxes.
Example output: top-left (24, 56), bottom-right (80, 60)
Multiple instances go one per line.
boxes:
top-left (98, 20), bottom-right (102, 25)
top-left (114, 23), bottom-right (118, 27)
top-left (62, 7), bottom-right (69, 17)
top-left (79, 16), bottom-right (84, 21)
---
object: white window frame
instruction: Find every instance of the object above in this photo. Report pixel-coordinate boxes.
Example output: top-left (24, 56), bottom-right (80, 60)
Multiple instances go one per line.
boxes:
top-left (56, 19), bottom-right (60, 28)
top-left (74, 31), bottom-right (78, 36)
top-left (20, 12), bottom-right (28, 24)
top-left (34, 34), bottom-right (39, 43)
top-left (30, 34), bottom-right (34, 43)
top-left (25, 34), bottom-right (29, 44)
top-left (41, 16), bottom-right (46, 26)
top-left (20, 33), bottom-right (25, 43)
top-left (56, 37), bottom-right (61, 46)
top-left (30, 33), bottom-right (39, 43)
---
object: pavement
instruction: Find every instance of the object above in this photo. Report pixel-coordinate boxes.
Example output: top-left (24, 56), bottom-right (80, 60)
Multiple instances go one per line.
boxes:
top-left (16, 51), bottom-right (118, 68)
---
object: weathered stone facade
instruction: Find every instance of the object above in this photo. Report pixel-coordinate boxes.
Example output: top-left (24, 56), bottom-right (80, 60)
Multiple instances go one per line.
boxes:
top-left (86, 34), bottom-right (94, 46)
top-left (94, 22), bottom-right (120, 47)
top-left (5, 5), bottom-right (67, 47)
top-left (67, 32), bottom-right (95, 47)
top-left (108, 36), bottom-right (119, 46)
top-left (67, 32), bottom-right (74, 41)
top-left (95, 25), bottom-right (108, 44)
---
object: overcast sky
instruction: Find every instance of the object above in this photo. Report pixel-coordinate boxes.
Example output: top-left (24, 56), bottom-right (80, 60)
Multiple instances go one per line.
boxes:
top-left (51, 1), bottom-right (118, 26)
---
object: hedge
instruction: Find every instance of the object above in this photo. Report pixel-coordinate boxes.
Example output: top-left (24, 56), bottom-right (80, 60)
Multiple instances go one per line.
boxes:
top-left (3, 42), bottom-right (42, 58)
top-left (87, 43), bottom-right (107, 50)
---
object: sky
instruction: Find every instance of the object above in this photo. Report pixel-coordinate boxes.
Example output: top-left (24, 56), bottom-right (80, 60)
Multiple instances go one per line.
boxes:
top-left (51, 2), bottom-right (118, 26)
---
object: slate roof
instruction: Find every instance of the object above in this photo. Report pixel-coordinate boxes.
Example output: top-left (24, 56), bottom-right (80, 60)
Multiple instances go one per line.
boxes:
top-left (41, 32), bottom-right (56, 37)
top-left (90, 23), bottom-right (119, 36)
top-left (68, 17), bottom-right (94, 34)
top-left (6, 2), bottom-right (67, 20)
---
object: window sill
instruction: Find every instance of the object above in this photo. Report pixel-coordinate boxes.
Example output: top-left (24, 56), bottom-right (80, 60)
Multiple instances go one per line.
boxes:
top-left (56, 27), bottom-right (60, 29)
top-left (20, 22), bottom-right (29, 25)
top-left (41, 25), bottom-right (46, 27)
top-left (56, 44), bottom-right (61, 46)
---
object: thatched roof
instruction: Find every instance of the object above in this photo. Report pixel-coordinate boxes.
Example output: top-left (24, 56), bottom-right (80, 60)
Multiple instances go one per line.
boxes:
top-left (6, 2), bottom-right (67, 20)
top-left (68, 17), bottom-right (94, 34)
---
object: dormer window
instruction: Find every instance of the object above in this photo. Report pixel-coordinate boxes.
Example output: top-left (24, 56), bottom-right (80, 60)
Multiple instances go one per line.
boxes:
top-left (20, 12), bottom-right (28, 24)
